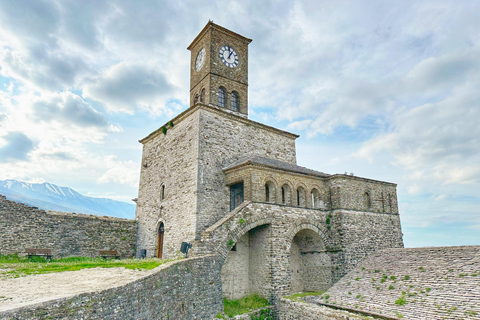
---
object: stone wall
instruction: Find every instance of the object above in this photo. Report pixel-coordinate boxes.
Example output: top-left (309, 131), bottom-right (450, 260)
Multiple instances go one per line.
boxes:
top-left (315, 246), bottom-right (480, 320)
top-left (0, 256), bottom-right (223, 320)
top-left (278, 298), bottom-right (378, 320)
top-left (136, 109), bottom-right (200, 259)
top-left (202, 201), bottom-right (403, 303)
top-left (0, 194), bottom-right (136, 258)
top-left (196, 106), bottom-right (298, 236)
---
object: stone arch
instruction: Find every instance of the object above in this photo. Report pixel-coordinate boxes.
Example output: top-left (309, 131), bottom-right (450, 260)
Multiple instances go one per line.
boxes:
top-left (295, 183), bottom-right (307, 207)
top-left (220, 220), bottom-right (273, 300)
top-left (279, 181), bottom-right (293, 205)
top-left (200, 87), bottom-right (205, 103)
top-left (286, 222), bottom-right (332, 293)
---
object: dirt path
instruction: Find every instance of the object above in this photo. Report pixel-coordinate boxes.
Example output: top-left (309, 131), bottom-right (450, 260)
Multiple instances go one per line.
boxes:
top-left (0, 267), bottom-right (155, 312)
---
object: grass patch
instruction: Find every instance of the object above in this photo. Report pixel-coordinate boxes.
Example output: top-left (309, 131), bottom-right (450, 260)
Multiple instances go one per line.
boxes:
top-left (223, 294), bottom-right (269, 317)
top-left (285, 291), bottom-right (324, 301)
top-left (0, 254), bottom-right (175, 278)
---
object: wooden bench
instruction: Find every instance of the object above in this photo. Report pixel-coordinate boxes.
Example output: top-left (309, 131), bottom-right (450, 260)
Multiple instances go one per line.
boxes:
top-left (99, 250), bottom-right (120, 259)
top-left (26, 248), bottom-right (52, 260)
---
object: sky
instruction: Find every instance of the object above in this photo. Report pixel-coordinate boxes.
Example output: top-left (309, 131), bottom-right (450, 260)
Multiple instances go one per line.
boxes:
top-left (0, 0), bottom-right (479, 248)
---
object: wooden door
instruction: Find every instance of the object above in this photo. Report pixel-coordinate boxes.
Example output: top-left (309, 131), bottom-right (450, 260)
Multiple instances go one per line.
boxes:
top-left (157, 223), bottom-right (164, 258)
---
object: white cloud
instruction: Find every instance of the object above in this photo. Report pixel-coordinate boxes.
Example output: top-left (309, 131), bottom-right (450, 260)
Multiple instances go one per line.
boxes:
top-left (83, 61), bottom-right (177, 114)
top-left (97, 155), bottom-right (139, 188)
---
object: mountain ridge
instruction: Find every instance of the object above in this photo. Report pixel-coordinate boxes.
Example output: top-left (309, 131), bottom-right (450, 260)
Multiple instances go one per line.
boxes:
top-left (0, 179), bottom-right (135, 219)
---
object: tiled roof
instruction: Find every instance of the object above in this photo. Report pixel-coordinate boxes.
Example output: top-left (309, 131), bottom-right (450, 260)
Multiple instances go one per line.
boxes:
top-left (222, 155), bottom-right (329, 178)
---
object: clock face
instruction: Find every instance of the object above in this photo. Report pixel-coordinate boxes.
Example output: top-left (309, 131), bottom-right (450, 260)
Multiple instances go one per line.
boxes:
top-left (195, 48), bottom-right (206, 71)
top-left (219, 45), bottom-right (239, 68)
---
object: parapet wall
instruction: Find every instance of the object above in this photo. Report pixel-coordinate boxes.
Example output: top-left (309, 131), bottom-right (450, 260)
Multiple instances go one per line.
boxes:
top-left (0, 256), bottom-right (223, 320)
top-left (0, 194), bottom-right (137, 258)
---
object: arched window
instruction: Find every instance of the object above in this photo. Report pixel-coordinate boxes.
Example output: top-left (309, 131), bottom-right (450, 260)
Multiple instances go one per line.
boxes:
top-left (364, 192), bottom-right (372, 209)
top-left (297, 187), bottom-right (306, 207)
top-left (200, 88), bottom-right (205, 103)
top-left (265, 181), bottom-right (275, 203)
top-left (218, 87), bottom-right (226, 107)
top-left (160, 185), bottom-right (165, 201)
top-left (311, 188), bottom-right (321, 209)
top-left (281, 184), bottom-right (291, 205)
top-left (194, 94), bottom-right (199, 105)
top-left (231, 91), bottom-right (239, 111)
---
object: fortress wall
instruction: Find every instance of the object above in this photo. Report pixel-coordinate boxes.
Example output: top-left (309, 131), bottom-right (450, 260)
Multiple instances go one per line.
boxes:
top-left (0, 256), bottom-right (223, 320)
top-left (0, 194), bottom-right (136, 258)
top-left (327, 175), bottom-right (398, 213)
top-left (335, 209), bottom-right (404, 277)
top-left (136, 110), bottom-right (200, 258)
top-left (278, 298), bottom-right (376, 320)
top-left (196, 106), bottom-right (298, 235)
top-left (315, 246), bottom-right (480, 320)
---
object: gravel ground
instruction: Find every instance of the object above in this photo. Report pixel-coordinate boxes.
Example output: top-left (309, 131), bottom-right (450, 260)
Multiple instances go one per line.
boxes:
top-left (0, 267), bottom-right (155, 312)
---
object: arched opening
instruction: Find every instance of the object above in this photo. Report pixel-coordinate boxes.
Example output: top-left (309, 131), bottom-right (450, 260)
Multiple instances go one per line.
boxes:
top-left (200, 88), bottom-right (205, 103)
top-left (265, 181), bottom-right (275, 203)
top-left (364, 192), bottom-right (372, 210)
top-left (231, 91), bottom-right (239, 111)
top-left (156, 222), bottom-right (164, 259)
top-left (281, 184), bottom-right (291, 205)
top-left (218, 87), bottom-right (226, 107)
top-left (297, 186), bottom-right (306, 207)
top-left (311, 188), bottom-right (321, 209)
top-left (290, 229), bottom-right (332, 293)
top-left (221, 224), bottom-right (271, 299)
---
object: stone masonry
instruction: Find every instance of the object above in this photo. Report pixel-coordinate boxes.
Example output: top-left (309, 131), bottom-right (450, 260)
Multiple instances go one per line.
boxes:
top-left (0, 256), bottom-right (223, 320)
top-left (0, 194), bottom-right (136, 258)
top-left (135, 21), bottom-right (405, 309)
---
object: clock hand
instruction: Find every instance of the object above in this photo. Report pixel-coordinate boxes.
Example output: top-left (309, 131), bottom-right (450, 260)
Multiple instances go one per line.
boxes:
top-left (228, 49), bottom-right (233, 59)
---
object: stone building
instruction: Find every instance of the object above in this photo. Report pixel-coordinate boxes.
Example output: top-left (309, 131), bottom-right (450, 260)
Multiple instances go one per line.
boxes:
top-left (135, 21), bottom-right (403, 302)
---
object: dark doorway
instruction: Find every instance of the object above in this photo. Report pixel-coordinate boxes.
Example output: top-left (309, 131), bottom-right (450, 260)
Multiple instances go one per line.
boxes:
top-left (157, 222), bottom-right (164, 258)
top-left (230, 182), bottom-right (244, 211)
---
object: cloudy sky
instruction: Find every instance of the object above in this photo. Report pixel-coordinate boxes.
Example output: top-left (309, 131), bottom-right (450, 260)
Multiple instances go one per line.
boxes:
top-left (0, 0), bottom-right (479, 247)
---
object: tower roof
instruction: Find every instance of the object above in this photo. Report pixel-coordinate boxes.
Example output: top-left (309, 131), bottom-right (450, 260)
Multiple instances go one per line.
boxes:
top-left (187, 21), bottom-right (252, 50)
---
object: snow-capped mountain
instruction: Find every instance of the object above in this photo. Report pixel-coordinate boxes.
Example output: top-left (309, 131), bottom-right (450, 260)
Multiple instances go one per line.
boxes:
top-left (0, 179), bottom-right (135, 219)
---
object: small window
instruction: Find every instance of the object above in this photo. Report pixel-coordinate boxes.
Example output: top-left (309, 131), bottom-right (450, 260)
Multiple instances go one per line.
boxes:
top-left (194, 94), bottom-right (199, 105)
top-left (200, 88), bottom-right (205, 103)
top-left (231, 91), bottom-right (239, 111)
top-left (281, 184), bottom-right (291, 205)
top-left (218, 87), bottom-right (226, 107)
top-left (160, 185), bottom-right (165, 201)
top-left (364, 192), bottom-right (371, 209)
top-left (297, 187), bottom-right (306, 207)
top-left (230, 182), bottom-right (244, 211)
top-left (265, 181), bottom-right (275, 203)
top-left (311, 188), bottom-right (321, 209)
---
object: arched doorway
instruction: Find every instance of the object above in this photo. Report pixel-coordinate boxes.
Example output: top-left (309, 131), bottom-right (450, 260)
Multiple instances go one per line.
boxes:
top-left (290, 229), bottom-right (332, 293)
top-left (157, 222), bottom-right (164, 258)
top-left (221, 224), bottom-right (271, 299)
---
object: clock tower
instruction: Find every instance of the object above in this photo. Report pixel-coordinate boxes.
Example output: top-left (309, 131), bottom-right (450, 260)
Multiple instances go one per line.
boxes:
top-left (187, 21), bottom-right (252, 118)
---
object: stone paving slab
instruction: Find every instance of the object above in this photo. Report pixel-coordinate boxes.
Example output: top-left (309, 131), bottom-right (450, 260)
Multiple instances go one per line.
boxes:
top-left (315, 246), bottom-right (480, 319)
